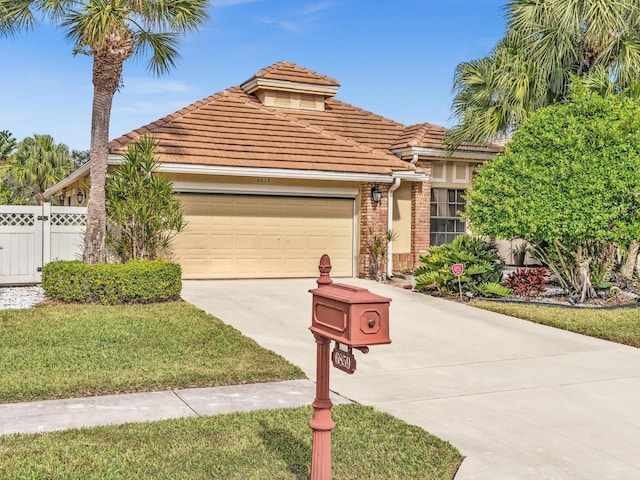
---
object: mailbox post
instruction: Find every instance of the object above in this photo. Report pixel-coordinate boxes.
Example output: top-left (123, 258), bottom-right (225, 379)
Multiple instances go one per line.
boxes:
top-left (308, 254), bottom-right (391, 480)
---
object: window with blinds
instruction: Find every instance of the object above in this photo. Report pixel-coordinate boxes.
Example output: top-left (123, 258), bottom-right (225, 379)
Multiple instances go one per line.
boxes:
top-left (430, 188), bottom-right (466, 245)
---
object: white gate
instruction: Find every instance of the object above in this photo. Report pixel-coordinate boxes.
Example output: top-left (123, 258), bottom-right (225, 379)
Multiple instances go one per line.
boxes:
top-left (0, 203), bottom-right (87, 285)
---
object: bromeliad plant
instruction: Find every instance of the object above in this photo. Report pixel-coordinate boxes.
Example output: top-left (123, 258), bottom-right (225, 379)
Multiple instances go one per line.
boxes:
top-left (414, 234), bottom-right (510, 297)
top-left (503, 267), bottom-right (550, 299)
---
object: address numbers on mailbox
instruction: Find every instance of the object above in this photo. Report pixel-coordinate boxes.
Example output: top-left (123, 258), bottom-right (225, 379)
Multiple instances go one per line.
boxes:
top-left (332, 344), bottom-right (356, 374)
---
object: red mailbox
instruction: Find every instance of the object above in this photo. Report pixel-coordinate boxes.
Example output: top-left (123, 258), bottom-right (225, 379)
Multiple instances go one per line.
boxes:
top-left (308, 254), bottom-right (392, 480)
top-left (309, 283), bottom-right (391, 347)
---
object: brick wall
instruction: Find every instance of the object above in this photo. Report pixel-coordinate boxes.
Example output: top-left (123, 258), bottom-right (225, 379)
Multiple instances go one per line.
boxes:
top-left (392, 252), bottom-right (415, 273)
top-left (411, 176), bottom-right (431, 268)
top-left (358, 182), bottom-right (389, 278)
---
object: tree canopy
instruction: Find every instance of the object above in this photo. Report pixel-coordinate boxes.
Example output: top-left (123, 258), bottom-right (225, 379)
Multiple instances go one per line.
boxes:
top-left (446, 0), bottom-right (640, 148)
top-left (466, 86), bottom-right (640, 295)
top-left (0, 0), bottom-right (210, 262)
top-left (3, 134), bottom-right (75, 205)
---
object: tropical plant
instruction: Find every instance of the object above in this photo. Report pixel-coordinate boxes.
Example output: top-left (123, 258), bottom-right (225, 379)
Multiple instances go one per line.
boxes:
top-left (2, 134), bottom-right (75, 205)
top-left (105, 135), bottom-right (185, 262)
top-left (71, 149), bottom-right (90, 168)
top-left (414, 235), bottom-right (509, 297)
top-left (504, 267), bottom-right (550, 299)
top-left (446, 0), bottom-right (640, 148)
top-left (367, 228), bottom-right (398, 282)
top-left (466, 86), bottom-right (640, 301)
top-left (0, 0), bottom-right (210, 263)
top-left (0, 129), bottom-right (16, 162)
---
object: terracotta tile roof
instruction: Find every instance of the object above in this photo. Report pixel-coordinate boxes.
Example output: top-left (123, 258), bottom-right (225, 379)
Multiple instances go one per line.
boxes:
top-left (109, 87), bottom-right (411, 175)
top-left (391, 122), bottom-right (504, 153)
top-left (109, 62), bottom-right (500, 176)
top-left (285, 99), bottom-right (406, 152)
top-left (252, 61), bottom-right (340, 87)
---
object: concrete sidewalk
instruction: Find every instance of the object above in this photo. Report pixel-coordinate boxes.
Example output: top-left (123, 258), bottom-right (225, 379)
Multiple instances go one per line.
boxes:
top-left (0, 379), bottom-right (350, 436)
top-left (182, 278), bottom-right (640, 480)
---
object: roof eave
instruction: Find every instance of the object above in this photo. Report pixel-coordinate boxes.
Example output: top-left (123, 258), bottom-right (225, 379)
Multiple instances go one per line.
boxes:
top-left (240, 77), bottom-right (339, 97)
top-left (392, 146), bottom-right (498, 161)
top-left (155, 161), bottom-right (398, 183)
top-left (43, 161), bottom-right (94, 198)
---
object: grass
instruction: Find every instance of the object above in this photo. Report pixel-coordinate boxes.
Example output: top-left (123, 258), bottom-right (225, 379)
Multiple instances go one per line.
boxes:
top-left (471, 300), bottom-right (640, 347)
top-left (0, 403), bottom-right (462, 480)
top-left (0, 302), bottom-right (305, 403)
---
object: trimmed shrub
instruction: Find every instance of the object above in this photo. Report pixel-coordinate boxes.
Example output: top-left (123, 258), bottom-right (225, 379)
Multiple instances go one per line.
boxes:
top-left (504, 267), bottom-right (550, 299)
top-left (42, 260), bottom-right (182, 305)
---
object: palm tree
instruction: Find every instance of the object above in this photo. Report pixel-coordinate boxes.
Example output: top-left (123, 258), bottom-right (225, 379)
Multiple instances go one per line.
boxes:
top-left (447, 0), bottom-right (640, 148)
top-left (3, 134), bottom-right (75, 205)
top-left (0, 1), bottom-right (209, 263)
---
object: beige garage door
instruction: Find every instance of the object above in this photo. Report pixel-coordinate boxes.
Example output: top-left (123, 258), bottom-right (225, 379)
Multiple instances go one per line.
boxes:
top-left (174, 194), bottom-right (354, 279)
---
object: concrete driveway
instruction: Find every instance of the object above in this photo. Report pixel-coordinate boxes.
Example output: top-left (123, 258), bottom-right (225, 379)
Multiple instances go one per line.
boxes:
top-left (182, 278), bottom-right (640, 480)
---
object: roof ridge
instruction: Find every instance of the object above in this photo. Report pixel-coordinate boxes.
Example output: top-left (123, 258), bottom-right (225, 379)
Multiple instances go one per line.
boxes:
top-left (239, 94), bottom-right (413, 170)
top-left (405, 122), bottom-right (443, 147)
top-left (328, 98), bottom-right (406, 129)
top-left (254, 61), bottom-right (340, 87)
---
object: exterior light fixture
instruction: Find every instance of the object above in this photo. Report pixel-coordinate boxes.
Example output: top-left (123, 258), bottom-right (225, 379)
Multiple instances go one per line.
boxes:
top-left (371, 185), bottom-right (382, 204)
top-left (76, 189), bottom-right (85, 204)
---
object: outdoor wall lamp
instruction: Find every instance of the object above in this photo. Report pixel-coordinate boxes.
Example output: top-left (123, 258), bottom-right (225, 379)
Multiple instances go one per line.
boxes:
top-left (76, 189), bottom-right (85, 204)
top-left (371, 185), bottom-right (382, 204)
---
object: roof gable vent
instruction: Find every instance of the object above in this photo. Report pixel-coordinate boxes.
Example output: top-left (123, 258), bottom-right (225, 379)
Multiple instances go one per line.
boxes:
top-left (240, 61), bottom-right (339, 112)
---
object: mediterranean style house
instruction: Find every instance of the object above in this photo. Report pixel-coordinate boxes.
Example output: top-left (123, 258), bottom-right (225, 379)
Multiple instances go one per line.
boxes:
top-left (46, 61), bottom-right (502, 279)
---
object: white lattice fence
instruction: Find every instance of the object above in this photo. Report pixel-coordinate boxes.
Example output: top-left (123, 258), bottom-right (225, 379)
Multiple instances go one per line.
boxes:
top-left (0, 204), bottom-right (87, 285)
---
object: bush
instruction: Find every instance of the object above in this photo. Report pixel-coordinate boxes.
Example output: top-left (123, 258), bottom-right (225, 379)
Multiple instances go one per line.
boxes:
top-left (42, 260), bottom-right (182, 305)
top-left (504, 267), bottom-right (550, 299)
top-left (414, 235), bottom-right (510, 298)
top-left (106, 135), bottom-right (185, 262)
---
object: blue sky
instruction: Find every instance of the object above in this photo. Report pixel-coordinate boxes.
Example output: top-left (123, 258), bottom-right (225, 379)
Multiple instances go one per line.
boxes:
top-left (0, 0), bottom-right (506, 151)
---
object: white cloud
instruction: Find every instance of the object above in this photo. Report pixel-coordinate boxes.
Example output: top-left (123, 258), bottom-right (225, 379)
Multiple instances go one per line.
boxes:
top-left (301, 1), bottom-right (334, 16)
top-left (253, 16), bottom-right (300, 33)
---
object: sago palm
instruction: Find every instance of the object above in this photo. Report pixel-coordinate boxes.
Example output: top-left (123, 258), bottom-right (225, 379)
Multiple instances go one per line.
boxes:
top-left (0, 0), bottom-right (209, 262)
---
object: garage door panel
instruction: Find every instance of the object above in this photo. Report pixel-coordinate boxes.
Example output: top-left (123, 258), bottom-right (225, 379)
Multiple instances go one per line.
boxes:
top-left (236, 234), bottom-right (259, 250)
top-left (210, 258), bottom-right (234, 275)
top-left (284, 235), bottom-right (306, 251)
top-left (260, 235), bottom-right (282, 250)
top-left (211, 234), bottom-right (233, 250)
top-left (329, 257), bottom-right (351, 273)
top-left (175, 194), bottom-right (353, 279)
top-left (180, 233), bottom-right (209, 251)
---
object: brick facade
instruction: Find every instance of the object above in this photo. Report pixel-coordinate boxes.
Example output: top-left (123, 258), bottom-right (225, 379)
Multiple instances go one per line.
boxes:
top-left (358, 182), bottom-right (389, 278)
top-left (411, 179), bottom-right (431, 267)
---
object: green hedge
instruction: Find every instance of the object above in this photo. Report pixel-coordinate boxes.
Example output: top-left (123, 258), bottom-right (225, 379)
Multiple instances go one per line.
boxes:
top-left (42, 260), bottom-right (182, 305)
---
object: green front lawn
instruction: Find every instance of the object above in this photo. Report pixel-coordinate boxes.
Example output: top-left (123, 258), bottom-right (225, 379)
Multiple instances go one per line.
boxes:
top-left (0, 404), bottom-right (462, 480)
top-left (471, 301), bottom-right (640, 347)
top-left (0, 301), bottom-right (463, 478)
top-left (0, 302), bottom-right (305, 403)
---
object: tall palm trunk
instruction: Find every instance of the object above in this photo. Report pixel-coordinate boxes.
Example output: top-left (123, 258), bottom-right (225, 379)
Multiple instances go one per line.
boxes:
top-left (83, 31), bottom-right (134, 264)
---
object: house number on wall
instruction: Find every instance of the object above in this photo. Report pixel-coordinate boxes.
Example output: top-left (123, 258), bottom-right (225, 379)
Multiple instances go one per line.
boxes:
top-left (257, 177), bottom-right (271, 183)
